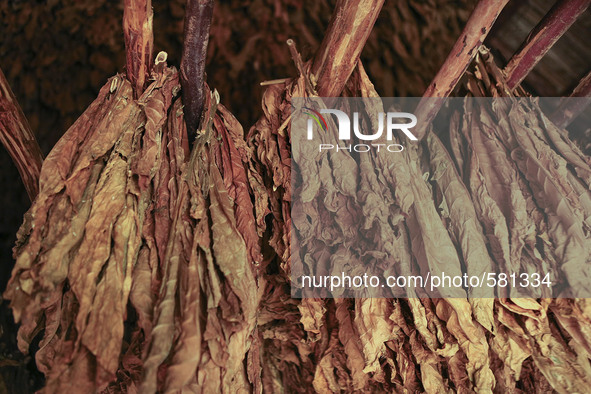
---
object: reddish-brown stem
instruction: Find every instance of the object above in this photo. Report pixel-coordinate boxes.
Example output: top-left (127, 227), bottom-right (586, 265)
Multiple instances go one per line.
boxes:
top-left (311, 0), bottom-right (385, 97)
top-left (0, 67), bottom-right (44, 201)
top-left (123, 0), bottom-right (154, 98)
top-left (287, 39), bottom-right (315, 95)
top-left (569, 70), bottom-right (591, 97)
top-left (180, 0), bottom-right (214, 140)
top-left (504, 0), bottom-right (590, 90)
top-left (549, 70), bottom-right (591, 128)
top-left (414, 0), bottom-right (509, 140)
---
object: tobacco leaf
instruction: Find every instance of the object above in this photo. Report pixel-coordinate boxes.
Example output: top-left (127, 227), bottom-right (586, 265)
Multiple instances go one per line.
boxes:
top-left (201, 157), bottom-right (257, 391)
top-left (354, 298), bottom-right (393, 376)
top-left (334, 298), bottom-right (368, 390)
top-left (540, 113), bottom-right (591, 188)
top-left (470, 102), bottom-right (535, 274)
top-left (427, 132), bottom-right (494, 329)
top-left (213, 104), bottom-right (264, 267)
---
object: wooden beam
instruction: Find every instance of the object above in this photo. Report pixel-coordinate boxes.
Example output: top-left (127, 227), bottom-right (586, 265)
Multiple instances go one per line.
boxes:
top-left (180, 0), bottom-right (214, 140)
top-left (504, 0), bottom-right (590, 90)
top-left (123, 0), bottom-right (154, 98)
top-left (0, 67), bottom-right (44, 201)
top-left (549, 70), bottom-right (591, 128)
top-left (311, 0), bottom-right (385, 97)
top-left (414, 0), bottom-right (510, 140)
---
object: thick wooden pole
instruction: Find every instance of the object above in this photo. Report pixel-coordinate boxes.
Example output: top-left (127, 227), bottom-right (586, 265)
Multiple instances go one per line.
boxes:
top-left (414, 0), bottom-right (509, 140)
top-left (0, 67), bottom-right (44, 201)
top-left (123, 0), bottom-right (154, 98)
top-left (504, 0), bottom-right (590, 90)
top-left (180, 0), bottom-right (214, 140)
top-left (311, 0), bottom-right (385, 97)
top-left (549, 70), bottom-right (591, 128)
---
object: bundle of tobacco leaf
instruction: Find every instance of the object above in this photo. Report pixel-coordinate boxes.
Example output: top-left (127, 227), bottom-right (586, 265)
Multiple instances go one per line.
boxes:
top-left (247, 64), bottom-right (492, 392)
top-left (3, 53), bottom-right (265, 391)
top-left (245, 46), bottom-right (591, 392)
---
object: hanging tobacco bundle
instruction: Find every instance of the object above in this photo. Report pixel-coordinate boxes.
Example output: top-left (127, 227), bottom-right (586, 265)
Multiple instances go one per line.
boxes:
top-left (247, 61), bottom-right (493, 392)
top-left (3, 54), bottom-right (264, 392)
top-left (2, 0), bottom-right (269, 389)
top-left (245, 41), bottom-right (591, 394)
top-left (446, 47), bottom-right (591, 392)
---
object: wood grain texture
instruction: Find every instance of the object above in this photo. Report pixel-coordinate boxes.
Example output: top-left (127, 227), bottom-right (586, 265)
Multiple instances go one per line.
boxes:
top-left (550, 69), bottom-right (591, 128)
top-left (180, 0), bottom-right (214, 140)
top-left (504, 0), bottom-right (590, 90)
top-left (123, 0), bottom-right (154, 98)
top-left (311, 0), bottom-right (385, 97)
top-left (414, 0), bottom-right (509, 140)
top-left (0, 67), bottom-right (43, 201)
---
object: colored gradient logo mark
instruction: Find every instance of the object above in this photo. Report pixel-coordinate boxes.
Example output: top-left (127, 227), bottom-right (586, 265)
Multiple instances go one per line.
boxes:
top-left (303, 107), bottom-right (328, 136)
